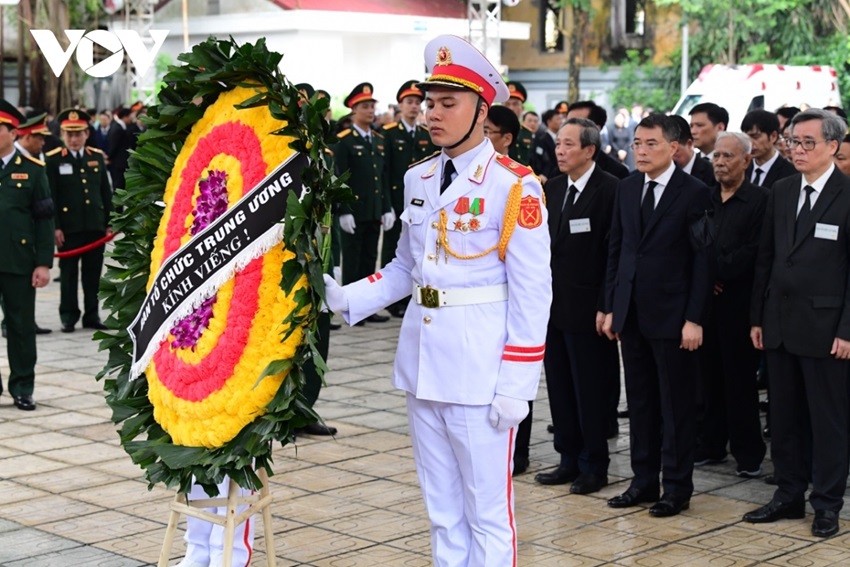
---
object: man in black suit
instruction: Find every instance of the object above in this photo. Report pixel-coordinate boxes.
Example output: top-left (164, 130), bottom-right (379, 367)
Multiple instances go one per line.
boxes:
top-left (536, 117), bottom-right (618, 494)
top-left (742, 110), bottom-right (797, 188)
top-left (671, 115), bottom-right (715, 187)
top-left (107, 107), bottom-right (133, 192)
top-left (745, 109), bottom-right (850, 538)
top-left (603, 113), bottom-right (712, 517)
top-left (695, 132), bottom-right (767, 475)
top-left (530, 109), bottom-right (561, 182)
top-left (568, 101), bottom-right (630, 179)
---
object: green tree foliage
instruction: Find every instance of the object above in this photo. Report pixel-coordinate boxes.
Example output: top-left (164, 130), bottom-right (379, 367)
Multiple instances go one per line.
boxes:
top-left (608, 49), bottom-right (680, 113)
top-left (656, 0), bottom-right (850, 107)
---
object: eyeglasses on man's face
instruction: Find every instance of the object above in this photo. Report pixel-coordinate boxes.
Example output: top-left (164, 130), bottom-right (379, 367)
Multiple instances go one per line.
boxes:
top-left (788, 137), bottom-right (827, 151)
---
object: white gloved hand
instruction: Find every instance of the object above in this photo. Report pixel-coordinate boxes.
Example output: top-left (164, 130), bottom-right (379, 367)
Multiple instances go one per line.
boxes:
top-left (381, 210), bottom-right (396, 231)
top-left (322, 274), bottom-right (349, 314)
top-left (488, 394), bottom-right (529, 432)
top-left (339, 214), bottom-right (356, 234)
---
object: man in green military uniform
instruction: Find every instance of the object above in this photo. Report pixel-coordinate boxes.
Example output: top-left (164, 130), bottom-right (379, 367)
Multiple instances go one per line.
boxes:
top-left (0, 101), bottom-right (54, 410)
top-left (381, 80), bottom-right (436, 318)
top-left (334, 82), bottom-right (392, 323)
top-left (46, 109), bottom-right (112, 333)
top-left (504, 81), bottom-right (534, 165)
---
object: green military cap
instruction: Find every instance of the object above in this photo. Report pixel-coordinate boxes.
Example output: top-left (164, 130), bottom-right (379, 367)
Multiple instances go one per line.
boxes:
top-left (554, 101), bottom-right (569, 114)
top-left (344, 82), bottom-right (377, 108)
top-left (507, 81), bottom-right (527, 102)
top-left (17, 112), bottom-right (50, 136)
top-left (56, 108), bottom-right (90, 131)
top-left (0, 99), bottom-right (24, 129)
top-left (295, 83), bottom-right (315, 99)
top-left (397, 80), bottom-right (424, 103)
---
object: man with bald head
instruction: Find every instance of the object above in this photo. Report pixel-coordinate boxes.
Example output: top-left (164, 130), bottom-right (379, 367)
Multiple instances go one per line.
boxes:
top-left (695, 132), bottom-right (767, 477)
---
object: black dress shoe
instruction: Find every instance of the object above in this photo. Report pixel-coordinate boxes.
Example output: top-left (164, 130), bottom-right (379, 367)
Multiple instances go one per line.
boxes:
top-left (570, 473), bottom-right (608, 495)
top-left (649, 495), bottom-right (690, 517)
top-left (607, 486), bottom-right (660, 508)
top-left (812, 510), bottom-right (840, 537)
top-left (13, 395), bottom-right (36, 411)
top-left (354, 320), bottom-right (365, 327)
top-left (512, 459), bottom-right (529, 476)
top-left (366, 313), bottom-right (390, 323)
top-left (388, 306), bottom-right (406, 318)
top-left (743, 500), bottom-right (805, 523)
top-left (764, 474), bottom-right (777, 485)
top-left (35, 324), bottom-right (52, 335)
top-left (298, 422), bottom-right (337, 436)
top-left (535, 466), bottom-right (579, 486)
top-left (83, 320), bottom-right (108, 330)
top-left (546, 424), bottom-right (555, 434)
top-left (329, 322), bottom-right (342, 330)
top-left (61, 324), bottom-right (75, 333)
top-left (617, 408), bottom-right (630, 418)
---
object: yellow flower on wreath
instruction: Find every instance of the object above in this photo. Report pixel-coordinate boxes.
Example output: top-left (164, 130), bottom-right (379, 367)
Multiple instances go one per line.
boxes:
top-left (144, 87), bottom-right (307, 448)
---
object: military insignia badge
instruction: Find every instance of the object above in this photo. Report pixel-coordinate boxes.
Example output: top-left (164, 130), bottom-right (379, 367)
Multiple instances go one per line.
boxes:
top-left (14, 156), bottom-right (21, 165)
top-left (453, 219), bottom-right (467, 232)
top-left (363, 85), bottom-right (372, 95)
top-left (69, 111), bottom-right (79, 121)
top-left (436, 46), bottom-right (453, 66)
top-left (473, 165), bottom-right (483, 180)
top-left (87, 160), bottom-right (99, 166)
top-left (454, 197), bottom-right (470, 215)
top-left (469, 217), bottom-right (481, 231)
top-left (518, 195), bottom-right (542, 229)
top-left (11, 173), bottom-right (27, 179)
top-left (470, 198), bottom-right (484, 215)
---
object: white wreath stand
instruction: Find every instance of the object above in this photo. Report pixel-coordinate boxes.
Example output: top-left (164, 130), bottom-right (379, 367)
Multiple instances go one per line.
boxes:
top-left (157, 468), bottom-right (277, 567)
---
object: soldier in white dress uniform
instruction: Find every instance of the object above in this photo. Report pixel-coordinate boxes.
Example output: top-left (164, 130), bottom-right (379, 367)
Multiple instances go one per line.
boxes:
top-left (324, 35), bottom-right (552, 567)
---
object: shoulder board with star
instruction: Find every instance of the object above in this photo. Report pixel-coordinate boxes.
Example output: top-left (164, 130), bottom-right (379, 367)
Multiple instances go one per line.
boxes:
top-left (23, 154), bottom-right (44, 166)
top-left (337, 129), bottom-right (352, 139)
top-left (45, 147), bottom-right (64, 157)
top-left (86, 147), bottom-right (104, 155)
top-left (495, 154), bottom-right (533, 177)
top-left (408, 150), bottom-right (441, 169)
top-left (382, 122), bottom-right (398, 130)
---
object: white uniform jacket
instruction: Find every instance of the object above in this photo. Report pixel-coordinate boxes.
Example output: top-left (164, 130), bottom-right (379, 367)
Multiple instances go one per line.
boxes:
top-left (344, 139), bottom-right (552, 405)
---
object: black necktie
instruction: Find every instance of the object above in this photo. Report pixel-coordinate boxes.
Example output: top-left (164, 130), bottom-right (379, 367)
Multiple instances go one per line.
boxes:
top-left (753, 168), bottom-right (764, 186)
top-left (641, 180), bottom-right (658, 233)
top-left (795, 185), bottom-right (815, 241)
top-left (558, 184), bottom-right (578, 233)
top-left (440, 160), bottom-right (455, 195)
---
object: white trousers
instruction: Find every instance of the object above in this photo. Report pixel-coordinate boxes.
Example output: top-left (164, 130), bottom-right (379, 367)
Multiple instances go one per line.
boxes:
top-left (183, 477), bottom-right (255, 567)
top-left (406, 394), bottom-right (518, 567)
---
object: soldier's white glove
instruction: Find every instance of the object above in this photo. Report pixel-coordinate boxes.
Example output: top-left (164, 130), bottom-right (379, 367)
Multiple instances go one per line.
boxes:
top-left (339, 214), bottom-right (356, 234)
top-left (381, 210), bottom-right (396, 231)
top-left (332, 265), bottom-right (342, 284)
top-left (488, 394), bottom-right (529, 432)
top-left (322, 274), bottom-right (349, 314)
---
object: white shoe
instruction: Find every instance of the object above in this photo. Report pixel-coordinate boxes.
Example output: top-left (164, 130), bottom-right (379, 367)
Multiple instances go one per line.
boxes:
top-left (171, 559), bottom-right (209, 567)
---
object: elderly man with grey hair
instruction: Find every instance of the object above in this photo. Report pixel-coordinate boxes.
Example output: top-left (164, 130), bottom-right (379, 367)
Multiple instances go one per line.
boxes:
top-left (746, 108), bottom-right (850, 538)
top-left (694, 131), bottom-right (768, 478)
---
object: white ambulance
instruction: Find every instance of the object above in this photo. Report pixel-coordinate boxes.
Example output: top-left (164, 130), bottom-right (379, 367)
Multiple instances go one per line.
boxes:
top-left (672, 64), bottom-right (842, 131)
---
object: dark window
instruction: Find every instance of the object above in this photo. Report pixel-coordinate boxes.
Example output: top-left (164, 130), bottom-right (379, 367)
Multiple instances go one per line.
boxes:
top-left (626, 0), bottom-right (646, 35)
top-left (541, 1), bottom-right (564, 53)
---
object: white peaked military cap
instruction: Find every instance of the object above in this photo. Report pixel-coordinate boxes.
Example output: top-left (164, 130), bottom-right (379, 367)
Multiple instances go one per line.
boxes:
top-left (417, 35), bottom-right (510, 106)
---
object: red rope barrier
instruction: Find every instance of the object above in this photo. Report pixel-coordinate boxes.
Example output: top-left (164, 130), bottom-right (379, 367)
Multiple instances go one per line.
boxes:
top-left (54, 232), bottom-right (118, 258)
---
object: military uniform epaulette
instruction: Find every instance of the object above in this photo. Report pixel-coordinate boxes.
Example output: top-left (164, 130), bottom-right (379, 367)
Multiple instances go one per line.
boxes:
top-left (417, 124), bottom-right (429, 131)
top-left (86, 147), bottom-right (104, 155)
top-left (521, 125), bottom-right (534, 133)
top-left (409, 150), bottom-right (441, 169)
top-left (23, 154), bottom-right (44, 166)
top-left (337, 129), bottom-right (352, 139)
top-left (382, 122), bottom-right (398, 130)
top-left (45, 147), bottom-right (64, 157)
top-left (495, 154), bottom-right (533, 177)
top-left (324, 148), bottom-right (334, 156)
top-left (371, 130), bottom-right (384, 139)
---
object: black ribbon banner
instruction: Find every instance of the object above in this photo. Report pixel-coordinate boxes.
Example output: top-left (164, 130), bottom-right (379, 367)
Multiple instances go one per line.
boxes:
top-left (128, 151), bottom-right (308, 378)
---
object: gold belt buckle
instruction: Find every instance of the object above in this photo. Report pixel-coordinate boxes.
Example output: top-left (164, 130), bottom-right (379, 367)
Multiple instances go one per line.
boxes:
top-left (420, 286), bottom-right (440, 309)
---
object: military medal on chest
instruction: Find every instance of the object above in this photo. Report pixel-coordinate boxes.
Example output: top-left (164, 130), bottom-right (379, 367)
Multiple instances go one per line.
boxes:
top-left (451, 197), bottom-right (485, 232)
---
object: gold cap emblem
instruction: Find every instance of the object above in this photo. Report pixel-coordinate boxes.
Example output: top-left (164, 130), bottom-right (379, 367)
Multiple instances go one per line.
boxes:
top-left (69, 111), bottom-right (79, 121)
top-left (363, 85), bottom-right (372, 94)
top-left (436, 46), bottom-right (453, 66)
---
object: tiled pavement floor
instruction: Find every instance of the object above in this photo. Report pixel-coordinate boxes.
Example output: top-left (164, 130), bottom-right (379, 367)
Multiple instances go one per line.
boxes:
top-left (2, 273), bottom-right (850, 566)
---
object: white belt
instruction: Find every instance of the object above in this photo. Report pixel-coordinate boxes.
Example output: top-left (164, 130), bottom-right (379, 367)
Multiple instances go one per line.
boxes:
top-left (412, 283), bottom-right (508, 308)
